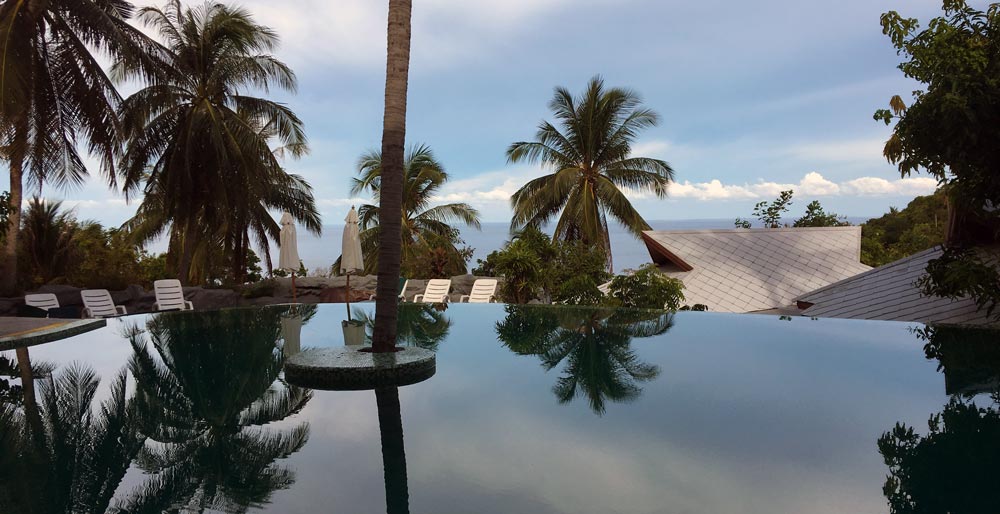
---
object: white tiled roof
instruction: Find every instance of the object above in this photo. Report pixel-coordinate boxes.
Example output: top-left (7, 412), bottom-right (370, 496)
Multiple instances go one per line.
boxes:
top-left (796, 246), bottom-right (998, 325)
top-left (642, 227), bottom-right (871, 313)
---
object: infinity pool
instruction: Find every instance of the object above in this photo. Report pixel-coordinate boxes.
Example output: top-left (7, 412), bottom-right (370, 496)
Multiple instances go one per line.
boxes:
top-left (1, 304), bottom-right (997, 513)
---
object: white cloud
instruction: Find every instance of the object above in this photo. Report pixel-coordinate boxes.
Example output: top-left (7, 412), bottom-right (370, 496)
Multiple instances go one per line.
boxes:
top-left (655, 171), bottom-right (934, 202)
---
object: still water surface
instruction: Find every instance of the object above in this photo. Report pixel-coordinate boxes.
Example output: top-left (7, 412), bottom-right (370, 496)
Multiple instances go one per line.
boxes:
top-left (1, 304), bottom-right (996, 513)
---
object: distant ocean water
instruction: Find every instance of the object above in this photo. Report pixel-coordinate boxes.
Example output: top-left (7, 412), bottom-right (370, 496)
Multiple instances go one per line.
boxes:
top-left (280, 217), bottom-right (868, 274)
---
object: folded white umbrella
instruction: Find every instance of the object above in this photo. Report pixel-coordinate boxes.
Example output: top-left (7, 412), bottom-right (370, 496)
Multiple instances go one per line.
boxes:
top-left (341, 206), bottom-right (364, 319)
top-left (278, 212), bottom-right (301, 300)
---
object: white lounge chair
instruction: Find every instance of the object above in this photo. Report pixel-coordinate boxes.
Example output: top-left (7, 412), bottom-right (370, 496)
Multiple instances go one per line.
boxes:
top-left (460, 279), bottom-right (498, 303)
top-left (81, 289), bottom-right (127, 318)
top-left (369, 279), bottom-right (410, 302)
top-left (413, 279), bottom-right (451, 303)
top-left (153, 279), bottom-right (194, 311)
top-left (24, 293), bottom-right (60, 315)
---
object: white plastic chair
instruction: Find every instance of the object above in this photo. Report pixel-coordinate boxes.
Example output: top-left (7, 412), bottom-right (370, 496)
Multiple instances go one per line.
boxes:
top-left (370, 279), bottom-right (410, 302)
top-left (413, 279), bottom-right (451, 303)
top-left (153, 279), bottom-right (194, 311)
top-left (460, 279), bottom-right (498, 303)
top-left (81, 289), bottom-right (127, 318)
top-left (24, 293), bottom-right (60, 314)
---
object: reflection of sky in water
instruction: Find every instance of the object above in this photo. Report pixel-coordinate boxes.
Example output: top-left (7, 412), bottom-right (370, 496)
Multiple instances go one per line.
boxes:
top-left (2, 305), bottom-right (959, 513)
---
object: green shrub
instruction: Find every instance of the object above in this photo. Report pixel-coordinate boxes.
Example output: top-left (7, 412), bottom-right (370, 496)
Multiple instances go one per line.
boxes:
top-left (608, 264), bottom-right (685, 310)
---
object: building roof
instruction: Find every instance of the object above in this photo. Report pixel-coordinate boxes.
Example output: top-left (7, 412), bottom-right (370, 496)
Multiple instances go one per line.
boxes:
top-left (641, 227), bottom-right (871, 313)
top-left (796, 247), bottom-right (998, 325)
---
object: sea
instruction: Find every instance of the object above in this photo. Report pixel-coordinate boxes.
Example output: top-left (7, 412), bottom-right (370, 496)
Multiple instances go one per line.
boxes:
top-left (282, 217), bottom-right (869, 275)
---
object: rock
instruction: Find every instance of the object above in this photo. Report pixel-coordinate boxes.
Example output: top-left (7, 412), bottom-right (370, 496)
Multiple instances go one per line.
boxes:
top-left (184, 288), bottom-right (241, 311)
top-left (319, 287), bottom-right (372, 304)
top-left (35, 284), bottom-right (83, 307)
top-left (0, 297), bottom-right (22, 317)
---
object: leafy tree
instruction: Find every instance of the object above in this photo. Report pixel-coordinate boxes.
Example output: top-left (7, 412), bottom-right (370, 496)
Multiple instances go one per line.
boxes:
top-left (372, 0), bottom-right (414, 352)
top-left (794, 200), bottom-right (849, 227)
top-left (495, 305), bottom-right (669, 416)
top-left (117, 0), bottom-right (320, 286)
top-left (507, 76), bottom-right (674, 269)
top-left (876, 1), bottom-right (1000, 316)
top-left (344, 144), bottom-right (479, 277)
top-left (608, 264), bottom-right (685, 310)
top-left (0, 0), bottom-right (158, 296)
top-left (475, 227), bottom-right (610, 304)
top-left (0, 191), bottom-right (10, 243)
top-left (860, 190), bottom-right (948, 266)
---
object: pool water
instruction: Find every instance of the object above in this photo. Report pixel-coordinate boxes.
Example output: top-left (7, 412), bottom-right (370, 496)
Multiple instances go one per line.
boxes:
top-left (1, 304), bottom-right (997, 513)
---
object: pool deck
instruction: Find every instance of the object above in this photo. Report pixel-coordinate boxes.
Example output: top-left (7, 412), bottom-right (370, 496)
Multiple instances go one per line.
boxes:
top-left (0, 317), bottom-right (107, 351)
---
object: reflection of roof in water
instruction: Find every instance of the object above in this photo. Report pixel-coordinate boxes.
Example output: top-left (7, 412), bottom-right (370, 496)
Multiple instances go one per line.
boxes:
top-left (641, 227), bottom-right (869, 312)
top-left (798, 247), bottom-right (1000, 325)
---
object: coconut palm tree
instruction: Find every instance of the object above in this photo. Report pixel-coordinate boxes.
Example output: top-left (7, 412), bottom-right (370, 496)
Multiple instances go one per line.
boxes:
top-left (496, 305), bottom-right (670, 415)
top-left (116, 0), bottom-right (320, 285)
top-left (351, 303), bottom-right (452, 351)
top-left (344, 144), bottom-right (480, 276)
top-left (507, 76), bottom-right (675, 270)
top-left (372, 0), bottom-right (413, 352)
top-left (0, 0), bottom-right (159, 295)
top-left (120, 307), bottom-right (311, 511)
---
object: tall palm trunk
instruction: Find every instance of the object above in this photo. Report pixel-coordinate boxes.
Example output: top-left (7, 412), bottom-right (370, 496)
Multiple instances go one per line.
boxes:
top-left (1, 129), bottom-right (25, 296)
top-left (376, 387), bottom-right (409, 514)
top-left (177, 216), bottom-right (198, 285)
top-left (372, 0), bottom-right (412, 352)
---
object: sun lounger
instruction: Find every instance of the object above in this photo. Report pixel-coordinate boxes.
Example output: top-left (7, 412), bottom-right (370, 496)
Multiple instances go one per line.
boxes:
top-left (81, 289), bottom-right (127, 318)
top-left (413, 279), bottom-right (451, 303)
top-left (460, 279), bottom-right (498, 303)
top-left (24, 293), bottom-right (60, 314)
top-left (153, 279), bottom-right (194, 311)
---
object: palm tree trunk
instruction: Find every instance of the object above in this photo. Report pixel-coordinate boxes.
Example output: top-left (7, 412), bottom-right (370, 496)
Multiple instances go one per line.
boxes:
top-left (177, 217), bottom-right (197, 285)
top-left (1, 133), bottom-right (24, 296)
top-left (372, 0), bottom-right (412, 352)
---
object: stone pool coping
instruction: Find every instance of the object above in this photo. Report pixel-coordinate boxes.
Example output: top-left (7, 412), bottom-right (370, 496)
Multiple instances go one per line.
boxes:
top-left (285, 346), bottom-right (436, 390)
top-left (0, 318), bottom-right (107, 351)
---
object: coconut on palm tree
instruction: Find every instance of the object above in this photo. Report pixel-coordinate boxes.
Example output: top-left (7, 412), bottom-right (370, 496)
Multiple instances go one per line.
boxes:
top-left (343, 144), bottom-right (480, 277)
top-left (0, 0), bottom-right (159, 295)
top-left (507, 76), bottom-right (675, 270)
top-left (116, 0), bottom-right (320, 285)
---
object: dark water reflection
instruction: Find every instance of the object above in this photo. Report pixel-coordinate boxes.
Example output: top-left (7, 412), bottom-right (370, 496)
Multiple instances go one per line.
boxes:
top-left (877, 325), bottom-right (1000, 514)
top-left (0, 304), bottom-right (997, 513)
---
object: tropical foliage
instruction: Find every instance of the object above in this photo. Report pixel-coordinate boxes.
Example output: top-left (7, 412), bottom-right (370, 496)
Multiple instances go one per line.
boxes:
top-left (0, 0), bottom-right (159, 295)
top-left (351, 303), bottom-right (452, 351)
top-left (876, 1), bottom-right (1000, 317)
top-left (17, 198), bottom-right (170, 289)
top-left (347, 144), bottom-right (479, 277)
top-left (860, 190), bottom-right (948, 267)
top-left (793, 200), bottom-right (849, 228)
top-left (495, 305), bottom-right (670, 415)
top-left (608, 264), bottom-right (685, 310)
top-left (117, 0), bottom-right (320, 286)
top-left (474, 226), bottom-right (610, 304)
top-left (507, 76), bottom-right (674, 269)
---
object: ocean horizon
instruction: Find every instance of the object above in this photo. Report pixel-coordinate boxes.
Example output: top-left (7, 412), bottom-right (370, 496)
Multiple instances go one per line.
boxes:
top-left (277, 217), bottom-right (869, 275)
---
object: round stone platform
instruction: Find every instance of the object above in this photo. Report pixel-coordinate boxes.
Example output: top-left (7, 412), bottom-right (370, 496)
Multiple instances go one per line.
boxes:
top-left (284, 346), bottom-right (436, 391)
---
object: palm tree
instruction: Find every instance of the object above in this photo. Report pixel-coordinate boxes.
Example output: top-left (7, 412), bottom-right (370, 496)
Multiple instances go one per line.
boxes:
top-left (345, 144), bottom-right (480, 275)
top-left (507, 76), bottom-right (675, 270)
top-left (496, 305), bottom-right (670, 415)
top-left (372, 0), bottom-right (414, 352)
top-left (121, 307), bottom-right (312, 511)
top-left (116, 0), bottom-right (320, 285)
top-left (0, 0), bottom-right (159, 295)
top-left (352, 303), bottom-right (453, 351)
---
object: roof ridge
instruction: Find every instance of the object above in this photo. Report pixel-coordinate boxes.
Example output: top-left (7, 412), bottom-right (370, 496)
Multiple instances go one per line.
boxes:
top-left (642, 226), bottom-right (861, 235)
top-left (794, 246), bottom-right (943, 302)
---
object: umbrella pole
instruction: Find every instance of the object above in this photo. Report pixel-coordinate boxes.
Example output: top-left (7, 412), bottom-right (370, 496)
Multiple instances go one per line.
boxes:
top-left (346, 273), bottom-right (352, 321)
top-left (292, 274), bottom-right (297, 302)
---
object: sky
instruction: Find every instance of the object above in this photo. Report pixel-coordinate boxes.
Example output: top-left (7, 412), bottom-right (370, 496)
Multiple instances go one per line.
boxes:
top-left (18, 0), bottom-right (951, 227)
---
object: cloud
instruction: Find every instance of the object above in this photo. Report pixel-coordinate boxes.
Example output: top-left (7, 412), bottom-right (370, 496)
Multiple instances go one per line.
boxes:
top-left (662, 171), bottom-right (934, 201)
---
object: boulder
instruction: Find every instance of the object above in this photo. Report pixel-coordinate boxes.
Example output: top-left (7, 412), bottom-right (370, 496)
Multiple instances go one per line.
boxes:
top-left (184, 287), bottom-right (241, 311)
top-left (35, 284), bottom-right (83, 307)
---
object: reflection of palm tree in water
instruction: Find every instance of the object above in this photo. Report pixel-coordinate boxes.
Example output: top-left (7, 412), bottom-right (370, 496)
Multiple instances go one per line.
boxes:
top-left (496, 305), bottom-right (670, 415)
top-left (377, 387), bottom-right (410, 514)
top-left (352, 303), bottom-right (452, 351)
top-left (878, 325), bottom-right (1000, 513)
top-left (0, 360), bottom-right (143, 514)
top-left (121, 306), bottom-right (313, 512)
